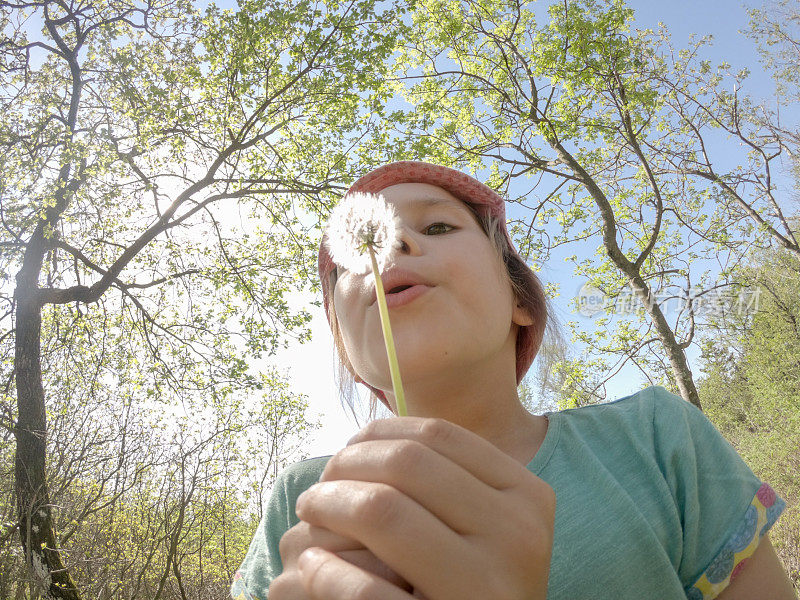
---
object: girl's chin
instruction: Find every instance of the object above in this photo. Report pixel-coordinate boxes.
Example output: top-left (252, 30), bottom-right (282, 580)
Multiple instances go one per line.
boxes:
top-left (363, 355), bottom-right (461, 390)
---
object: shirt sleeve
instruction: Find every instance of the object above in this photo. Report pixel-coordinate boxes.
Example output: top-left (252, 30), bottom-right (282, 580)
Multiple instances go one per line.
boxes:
top-left (649, 386), bottom-right (787, 600)
top-left (230, 472), bottom-right (292, 600)
top-left (231, 457), bottom-right (331, 600)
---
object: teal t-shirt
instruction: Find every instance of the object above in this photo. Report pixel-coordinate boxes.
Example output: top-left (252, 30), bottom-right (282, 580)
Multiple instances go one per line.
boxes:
top-left (231, 386), bottom-right (786, 600)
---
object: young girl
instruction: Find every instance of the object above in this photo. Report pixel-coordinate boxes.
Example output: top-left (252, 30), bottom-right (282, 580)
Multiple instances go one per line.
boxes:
top-left (232, 162), bottom-right (794, 600)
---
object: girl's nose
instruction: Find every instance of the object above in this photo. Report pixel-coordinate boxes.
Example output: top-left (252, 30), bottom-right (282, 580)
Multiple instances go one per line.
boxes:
top-left (397, 226), bottom-right (422, 255)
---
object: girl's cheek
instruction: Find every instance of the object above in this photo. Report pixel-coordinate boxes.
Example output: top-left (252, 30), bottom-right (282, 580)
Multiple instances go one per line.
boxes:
top-left (338, 272), bottom-right (371, 302)
top-left (333, 276), bottom-right (366, 333)
top-left (333, 270), bottom-right (352, 303)
top-left (333, 275), bottom-right (354, 312)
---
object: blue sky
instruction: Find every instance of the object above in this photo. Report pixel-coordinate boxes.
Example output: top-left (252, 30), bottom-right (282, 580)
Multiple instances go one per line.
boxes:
top-left (633, 0), bottom-right (761, 68)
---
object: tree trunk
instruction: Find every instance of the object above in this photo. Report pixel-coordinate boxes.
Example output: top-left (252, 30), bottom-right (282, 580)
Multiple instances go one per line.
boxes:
top-left (15, 227), bottom-right (83, 599)
top-left (628, 274), bottom-right (702, 409)
top-left (544, 131), bottom-right (703, 409)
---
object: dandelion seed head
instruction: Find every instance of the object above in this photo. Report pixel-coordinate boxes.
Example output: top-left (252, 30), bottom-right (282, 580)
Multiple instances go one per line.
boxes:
top-left (324, 191), bottom-right (401, 274)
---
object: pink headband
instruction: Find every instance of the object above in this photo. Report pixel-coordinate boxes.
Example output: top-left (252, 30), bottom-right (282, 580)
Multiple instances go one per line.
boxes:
top-left (318, 161), bottom-right (538, 409)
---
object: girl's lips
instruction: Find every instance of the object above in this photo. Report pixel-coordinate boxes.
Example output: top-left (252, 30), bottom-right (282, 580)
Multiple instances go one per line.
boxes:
top-left (383, 284), bottom-right (432, 309)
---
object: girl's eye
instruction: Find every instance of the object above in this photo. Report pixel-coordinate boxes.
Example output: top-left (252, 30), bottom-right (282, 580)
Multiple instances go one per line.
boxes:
top-left (423, 222), bottom-right (454, 235)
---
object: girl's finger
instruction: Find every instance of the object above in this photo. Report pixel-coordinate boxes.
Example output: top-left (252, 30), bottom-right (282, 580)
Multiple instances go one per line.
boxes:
top-left (335, 549), bottom-right (413, 591)
top-left (345, 416), bottom-right (536, 490)
top-left (295, 479), bottom-right (476, 598)
top-left (281, 522), bottom-right (364, 567)
top-left (298, 547), bottom-right (414, 600)
top-left (319, 438), bottom-right (502, 535)
top-left (268, 570), bottom-right (313, 600)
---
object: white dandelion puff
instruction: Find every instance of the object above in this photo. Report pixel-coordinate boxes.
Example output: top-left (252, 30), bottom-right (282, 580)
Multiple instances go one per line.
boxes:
top-left (324, 192), bottom-right (401, 274)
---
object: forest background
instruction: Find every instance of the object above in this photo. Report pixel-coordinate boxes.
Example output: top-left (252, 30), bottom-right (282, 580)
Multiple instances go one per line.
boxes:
top-left (1, 0), bottom-right (798, 597)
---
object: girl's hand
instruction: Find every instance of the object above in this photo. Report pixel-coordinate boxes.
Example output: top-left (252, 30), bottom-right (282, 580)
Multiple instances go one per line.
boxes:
top-left (292, 417), bottom-right (556, 600)
top-left (268, 520), bottom-right (413, 599)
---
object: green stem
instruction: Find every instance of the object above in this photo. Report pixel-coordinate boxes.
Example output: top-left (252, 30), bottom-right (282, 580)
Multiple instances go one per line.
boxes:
top-left (368, 246), bottom-right (407, 416)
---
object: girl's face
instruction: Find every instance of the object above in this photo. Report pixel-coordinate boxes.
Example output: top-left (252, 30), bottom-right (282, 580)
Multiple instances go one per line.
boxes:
top-left (332, 182), bottom-right (532, 392)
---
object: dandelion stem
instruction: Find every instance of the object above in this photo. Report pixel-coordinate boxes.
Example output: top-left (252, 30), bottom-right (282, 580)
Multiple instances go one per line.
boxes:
top-left (368, 245), bottom-right (407, 417)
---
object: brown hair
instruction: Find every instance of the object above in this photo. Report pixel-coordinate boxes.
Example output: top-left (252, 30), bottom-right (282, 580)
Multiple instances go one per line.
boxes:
top-left (324, 205), bottom-right (558, 423)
